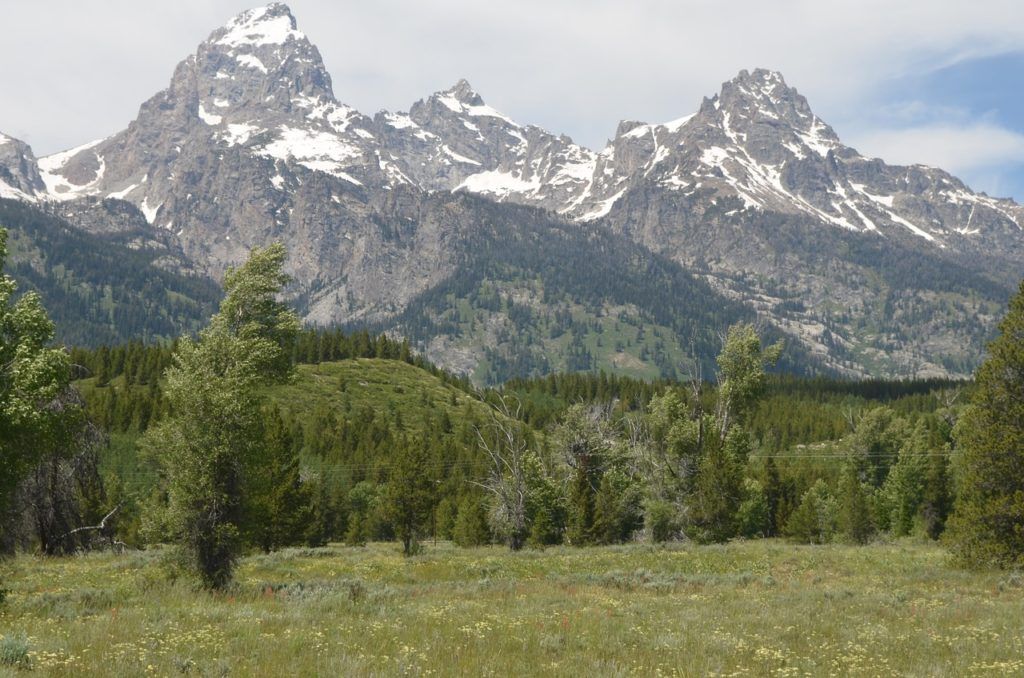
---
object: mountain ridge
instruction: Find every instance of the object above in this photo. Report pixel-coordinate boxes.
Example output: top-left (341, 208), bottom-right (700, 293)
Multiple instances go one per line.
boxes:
top-left (1, 3), bottom-right (1022, 380)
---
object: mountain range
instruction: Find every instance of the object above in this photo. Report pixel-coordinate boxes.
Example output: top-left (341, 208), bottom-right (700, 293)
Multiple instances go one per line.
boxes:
top-left (2, 3), bottom-right (1022, 382)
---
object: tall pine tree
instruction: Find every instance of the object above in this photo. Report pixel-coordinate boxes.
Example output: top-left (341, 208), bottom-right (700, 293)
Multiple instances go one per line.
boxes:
top-left (948, 280), bottom-right (1024, 568)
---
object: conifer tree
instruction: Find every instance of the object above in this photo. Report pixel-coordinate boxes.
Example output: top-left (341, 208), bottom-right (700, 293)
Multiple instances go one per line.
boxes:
top-left (245, 405), bottom-right (313, 552)
top-left (384, 437), bottom-right (435, 555)
top-left (881, 421), bottom-right (931, 537)
top-left (453, 495), bottom-right (491, 547)
top-left (837, 459), bottom-right (874, 544)
top-left (949, 280), bottom-right (1024, 568)
top-left (690, 427), bottom-right (746, 543)
top-left (762, 456), bottom-right (783, 536)
top-left (784, 479), bottom-right (836, 544)
top-left (921, 446), bottom-right (952, 540)
top-left (736, 478), bottom-right (771, 538)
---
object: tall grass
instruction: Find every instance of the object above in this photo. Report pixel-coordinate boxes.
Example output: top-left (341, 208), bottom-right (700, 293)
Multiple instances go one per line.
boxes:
top-left (0, 540), bottom-right (1021, 675)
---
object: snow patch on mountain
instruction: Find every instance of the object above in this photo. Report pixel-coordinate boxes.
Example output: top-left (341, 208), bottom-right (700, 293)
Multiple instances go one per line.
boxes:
top-left (221, 123), bottom-right (261, 145)
top-left (140, 197), bottom-right (161, 224)
top-left (456, 170), bottom-right (540, 198)
top-left (257, 127), bottom-right (363, 173)
top-left (578, 188), bottom-right (626, 221)
top-left (0, 179), bottom-right (33, 201)
top-left (435, 94), bottom-right (519, 127)
top-left (235, 54), bottom-right (268, 73)
top-left (216, 4), bottom-right (304, 49)
top-left (38, 139), bottom-right (106, 200)
top-left (441, 145), bottom-right (481, 166)
top-left (198, 104), bottom-right (223, 126)
top-left (107, 183), bottom-right (140, 200)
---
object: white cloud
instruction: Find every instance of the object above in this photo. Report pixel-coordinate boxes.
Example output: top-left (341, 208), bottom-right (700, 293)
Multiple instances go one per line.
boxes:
top-left (848, 123), bottom-right (1024, 195)
top-left (850, 123), bottom-right (1024, 173)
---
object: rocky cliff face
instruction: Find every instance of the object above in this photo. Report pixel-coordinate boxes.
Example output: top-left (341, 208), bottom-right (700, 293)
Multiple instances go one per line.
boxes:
top-left (584, 69), bottom-right (1024, 376)
top-left (0, 133), bottom-right (45, 200)
top-left (372, 79), bottom-right (598, 214)
top-left (8, 4), bottom-right (1024, 379)
top-left (588, 69), bottom-right (1024, 246)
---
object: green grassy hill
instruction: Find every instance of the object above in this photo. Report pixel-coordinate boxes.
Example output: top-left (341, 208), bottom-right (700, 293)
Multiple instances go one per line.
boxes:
top-left (268, 360), bottom-right (493, 437)
top-left (80, 357), bottom-right (523, 544)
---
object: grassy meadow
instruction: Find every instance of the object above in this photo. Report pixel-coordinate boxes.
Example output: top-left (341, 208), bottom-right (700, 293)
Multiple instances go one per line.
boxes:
top-left (1, 540), bottom-right (1022, 676)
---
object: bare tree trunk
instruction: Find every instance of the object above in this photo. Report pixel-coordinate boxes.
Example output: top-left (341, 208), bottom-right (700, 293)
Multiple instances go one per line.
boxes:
top-left (472, 394), bottom-right (531, 551)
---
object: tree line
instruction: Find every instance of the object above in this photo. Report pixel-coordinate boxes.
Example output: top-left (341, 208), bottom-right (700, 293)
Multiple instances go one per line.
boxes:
top-left (3, 232), bottom-right (1024, 590)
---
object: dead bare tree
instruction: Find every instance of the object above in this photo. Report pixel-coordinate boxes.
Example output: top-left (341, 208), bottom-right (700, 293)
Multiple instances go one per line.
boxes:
top-left (842, 403), bottom-right (861, 433)
top-left (471, 394), bottom-right (531, 550)
top-left (937, 387), bottom-right (963, 428)
top-left (56, 502), bottom-right (125, 551)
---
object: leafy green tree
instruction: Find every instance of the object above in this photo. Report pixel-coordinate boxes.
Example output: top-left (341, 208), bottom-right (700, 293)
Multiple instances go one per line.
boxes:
top-left (384, 437), bottom-right (435, 555)
top-left (526, 459), bottom-right (566, 547)
top-left (736, 478), bottom-right (771, 538)
top-left (215, 245), bottom-right (298, 382)
top-left (0, 229), bottom-right (80, 551)
top-left (881, 421), bottom-right (931, 537)
top-left (949, 280), bottom-right (1024, 568)
top-left (642, 391), bottom-right (704, 506)
top-left (344, 481), bottom-right (380, 546)
top-left (591, 469), bottom-right (643, 544)
top-left (638, 324), bottom-right (780, 542)
top-left (645, 500), bottom-right (679, 543)
top-left (851, 406), bottom-right (909, 488)
top-left (434, 497), bottom-right (458, 540)
top-left (556, 405), bottom-right (608, 545)
top-left (715, 323), bottom-right (783, 434)
top-left (144, 244), bottom-right (299, 588)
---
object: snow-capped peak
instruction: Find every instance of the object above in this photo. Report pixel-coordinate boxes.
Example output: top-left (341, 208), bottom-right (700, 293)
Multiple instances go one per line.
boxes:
top-left (429, 81), bottom-right (520, 127)
top-left (215, 3), bottom-right (304, 49)
top-left (711, 68), bottom-right (824, 133)
top-left (438, 79), bottom-right (483, 106)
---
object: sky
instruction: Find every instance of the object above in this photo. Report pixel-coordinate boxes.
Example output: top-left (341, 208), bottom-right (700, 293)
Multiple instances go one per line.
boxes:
top-left (3, 0), bottom-right (1024, 201)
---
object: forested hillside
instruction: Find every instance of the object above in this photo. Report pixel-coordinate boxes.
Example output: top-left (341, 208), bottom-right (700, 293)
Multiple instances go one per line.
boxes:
top-left (364, 199), bottom-right (817, 383)
top-left (0, 199), bottom-right (220, 346)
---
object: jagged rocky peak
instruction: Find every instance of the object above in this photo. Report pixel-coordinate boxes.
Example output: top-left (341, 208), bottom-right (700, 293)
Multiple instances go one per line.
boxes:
top-left (411, 78), bottom-right (521, 131)
top-left (0, 132), bottom-right (45, 200)
top-left (699, 68), bottom-right (841, 160)
top-left (718, 69), bottom-right (815, 120)
top-left (37, 2), bottom-right (385, 214)
top-left (614, 120), bottom-right (651, 137)
top-left (213, 2), bottom-right (301, 44)
top-left (438, 79), bottom-right (486, 107)
top-left (194, 3), bottom-right (335, 116)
